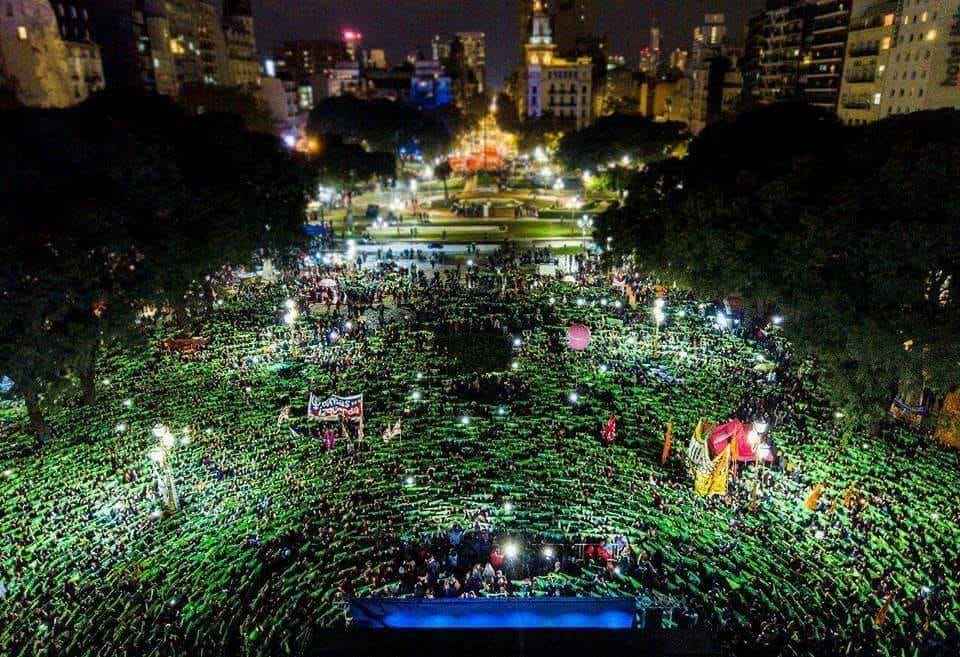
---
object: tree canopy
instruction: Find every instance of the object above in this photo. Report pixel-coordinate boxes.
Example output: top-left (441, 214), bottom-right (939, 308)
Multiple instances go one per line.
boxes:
top-left (309, 133), bottom-right (396, 190)
top-left (556, 112), bottom-right (687, 171)
top-left (598, 103), bottom-right (960, 419)
top-left (306, 95), bottom-right (453, 160)
top-left (0, 93), bottom-right (318, 439)
top-left (176, 83), bottom-right (274, 134)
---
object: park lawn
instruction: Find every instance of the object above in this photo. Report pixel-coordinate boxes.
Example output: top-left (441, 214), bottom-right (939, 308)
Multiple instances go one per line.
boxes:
top-left (364, 220), bottom-right (584, 243)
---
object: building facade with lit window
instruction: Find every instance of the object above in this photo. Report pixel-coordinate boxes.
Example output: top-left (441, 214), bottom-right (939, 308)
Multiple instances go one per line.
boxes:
top-left (747, 1), bottom-right (809, 104)
top-left (79, 1), bottom-right (166, 94)
top-left (51, 1), bottom-right (106, 103)
top-left (455, 31), bottom-right (485, 92)
top-left (196, 0), bottom-right (226, 85)
top-left (837, 0), bottom-right (897, 125)
top-left (410, 58), bottom-right (452, 109)
top-left (519, 1), bottom-right (593, 129)
top-left (143, 6), bottom-right (177, 94)
top-left (325, 59), bottom-right (363, 98)
top-left (880, 0), bottom-right (960, 117)
top-left (800, 0), bottom-right (851, 111)
top-left (0, 0), bottom-right (77, 106)
top-left (222, 0), bottom-right (259, 88)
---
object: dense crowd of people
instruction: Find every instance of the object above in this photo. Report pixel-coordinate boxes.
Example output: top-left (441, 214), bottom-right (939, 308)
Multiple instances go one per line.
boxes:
top-left (0, 250), bottom-right (958, 657)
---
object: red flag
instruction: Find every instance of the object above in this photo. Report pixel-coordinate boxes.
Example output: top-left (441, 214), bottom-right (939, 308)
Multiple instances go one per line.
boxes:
top-left (601, 414), bottom-right (616, 445)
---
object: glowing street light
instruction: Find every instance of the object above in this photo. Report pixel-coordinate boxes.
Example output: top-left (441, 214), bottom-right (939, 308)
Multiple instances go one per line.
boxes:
top-left (577, 215), bottom-right (593, 254)
top-left (653, 307), bottom-right (665, 326)
top-left (281, 300), bottom-right (299, 355)
top-left (653, 304), bottom-right (666, 353)
top-left (148, 424), bottom-right (179, 512)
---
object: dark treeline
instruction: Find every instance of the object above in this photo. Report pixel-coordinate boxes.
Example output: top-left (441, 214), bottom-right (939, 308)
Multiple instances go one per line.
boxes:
top-left (0, 93), bottom-right (319, 440)
top-left (599, 103), bottom-right (960, 420)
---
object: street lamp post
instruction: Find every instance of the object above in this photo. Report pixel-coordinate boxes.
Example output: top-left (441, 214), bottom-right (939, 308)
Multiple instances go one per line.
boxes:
top-left (283, 299), bottom-right (299, 356)
top-left (149, 424), bottom-right (179, 513)
top-left (577, 214), bottom-right (592, 255)
top-left (652, 298), bottom-right (665, 353)
top-left (482, 100), bottom-right (498, 172)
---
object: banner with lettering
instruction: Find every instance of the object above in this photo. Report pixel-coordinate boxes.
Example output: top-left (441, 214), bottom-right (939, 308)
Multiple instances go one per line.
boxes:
top-left (308, 393), bottom-right (364, 420)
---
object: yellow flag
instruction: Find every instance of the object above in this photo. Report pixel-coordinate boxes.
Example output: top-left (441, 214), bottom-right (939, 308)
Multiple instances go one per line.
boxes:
top-left (685, 419), bottom-right (710, 478)
top-left (843, 484), bottom-right (855, 508)
top-left (695, 443), bottom-right (730, 497)
top-left (804, 483), bottom-right (824, 511)
top-left (660, 420), bottom-right (673, 464)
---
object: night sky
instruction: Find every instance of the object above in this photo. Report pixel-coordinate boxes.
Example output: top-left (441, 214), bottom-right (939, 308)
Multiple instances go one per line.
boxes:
top-left (251, 0), bottom-right (764, 91)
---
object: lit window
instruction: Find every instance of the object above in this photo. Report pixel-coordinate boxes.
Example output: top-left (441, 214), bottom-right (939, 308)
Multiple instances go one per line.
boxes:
top-left (921, 11), bottom-right (928, 22)
top-left (873, 93), bottom-right (881, 105)
top-left (17, 26), bottom-right (27, 40)
top-left (926, 30), bottom-right (937, 41)
top-left (881, 37), bottom-right (891, 50)
top-left (883, 14), bottom-right (894, 26)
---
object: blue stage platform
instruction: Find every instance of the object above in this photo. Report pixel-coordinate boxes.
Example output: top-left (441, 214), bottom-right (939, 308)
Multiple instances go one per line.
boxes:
top-left (349, 597), bottom-right (637, 629)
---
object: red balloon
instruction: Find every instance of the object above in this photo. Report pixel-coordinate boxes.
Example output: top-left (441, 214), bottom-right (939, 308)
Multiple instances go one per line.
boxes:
top-left (567, 323), bottom-right (592, 351)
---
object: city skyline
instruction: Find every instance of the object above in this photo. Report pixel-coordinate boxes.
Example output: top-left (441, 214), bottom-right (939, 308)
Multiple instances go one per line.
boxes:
top-left (251, 0), bottom-right (763, 90)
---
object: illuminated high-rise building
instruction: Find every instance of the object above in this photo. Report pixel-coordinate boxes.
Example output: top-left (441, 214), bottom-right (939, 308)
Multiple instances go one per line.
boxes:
top-left (520, 0), bottom-right (594, 128)
top-left (456, 31), bottom-right (486, 92)
top-left (223, 0), bottom-right (260, 88)
top-left (342, 29), bottom-right (362, 62)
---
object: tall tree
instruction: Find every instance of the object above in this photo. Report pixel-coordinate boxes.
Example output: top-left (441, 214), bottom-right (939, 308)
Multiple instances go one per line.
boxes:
top-left (306, 95), bottom-right (453, 161)
top-left (556, 113), bottom-right (686, 172)
top-left (599, 103), bottom-right (960, 419)
top-left (0, 93), bottom-right (318, 438)
top-left (435, 159), bottom-right (454, 200)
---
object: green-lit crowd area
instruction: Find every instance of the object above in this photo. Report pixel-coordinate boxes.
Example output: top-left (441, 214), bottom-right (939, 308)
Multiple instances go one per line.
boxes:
top-left (1, 267), bottom-right (958, 657)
